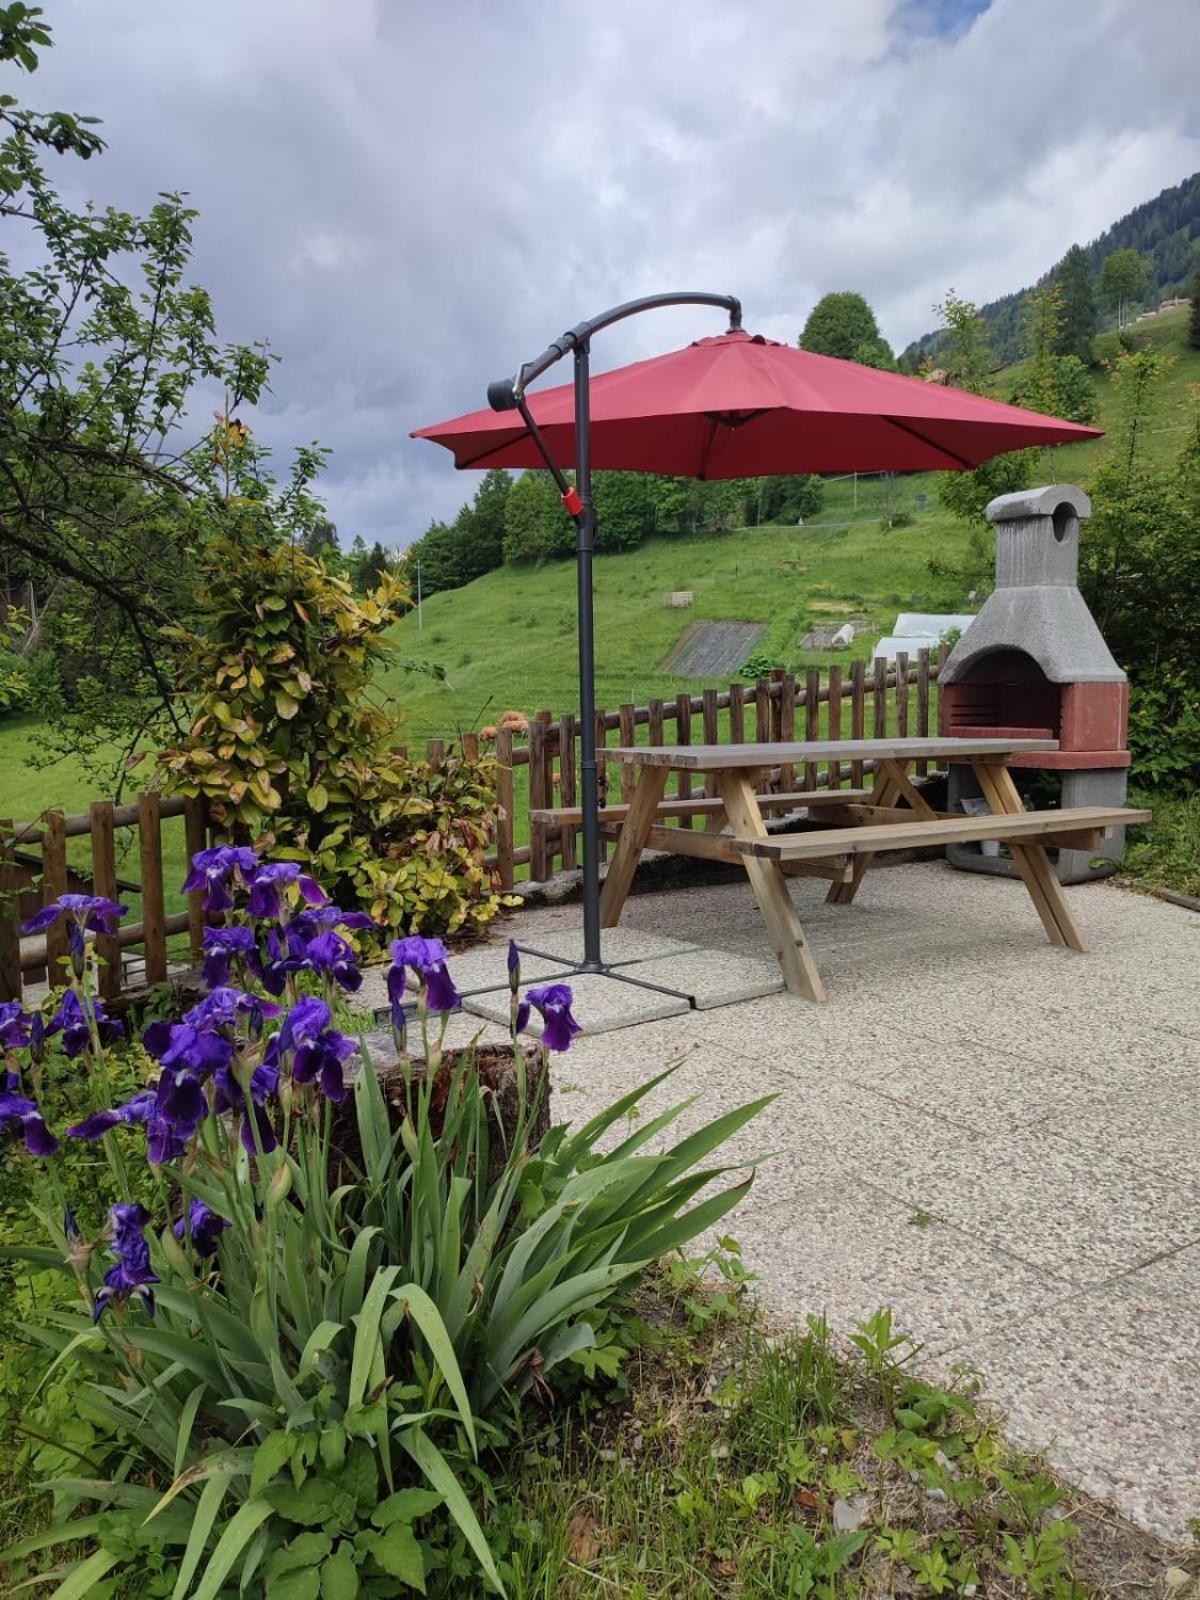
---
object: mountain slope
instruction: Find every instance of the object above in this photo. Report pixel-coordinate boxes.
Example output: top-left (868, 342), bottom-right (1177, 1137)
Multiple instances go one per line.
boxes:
top-left (902, 170), bottom-right (1200, 367)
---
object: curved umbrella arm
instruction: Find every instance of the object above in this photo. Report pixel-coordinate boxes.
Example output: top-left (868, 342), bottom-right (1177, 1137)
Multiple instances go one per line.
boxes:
top-left (487, 290), bottom-right (742, 411)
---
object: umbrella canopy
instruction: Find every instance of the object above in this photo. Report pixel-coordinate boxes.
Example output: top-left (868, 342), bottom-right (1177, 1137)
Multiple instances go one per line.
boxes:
top-left (412, 328), bottom-right (1102, 476)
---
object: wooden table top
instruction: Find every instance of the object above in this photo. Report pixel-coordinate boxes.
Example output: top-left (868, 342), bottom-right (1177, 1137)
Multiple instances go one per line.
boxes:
top-left (604, 737), bottom-right (1059, 771)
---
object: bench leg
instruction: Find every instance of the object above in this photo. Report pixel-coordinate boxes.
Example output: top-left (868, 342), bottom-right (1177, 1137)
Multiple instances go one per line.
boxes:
top-left (599, 765), bottom-right (669, 928)
top-left (969, 759), bottom-right (1087, 953)
top-left (826, 764), bottom-right (903, 906)
top-left (719, 773), bottom-right (827, 1001)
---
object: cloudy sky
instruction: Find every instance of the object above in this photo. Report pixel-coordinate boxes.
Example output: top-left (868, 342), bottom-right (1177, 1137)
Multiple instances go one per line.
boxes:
top-left (20, 0), bottom-right (1200, 547)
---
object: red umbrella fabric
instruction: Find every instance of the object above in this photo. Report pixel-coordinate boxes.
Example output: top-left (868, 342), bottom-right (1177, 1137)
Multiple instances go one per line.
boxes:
top-left (412, 328), bottom-right (1101, 476)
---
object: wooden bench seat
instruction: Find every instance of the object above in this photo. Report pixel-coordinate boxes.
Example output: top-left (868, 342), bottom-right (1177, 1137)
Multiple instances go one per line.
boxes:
top-left (530, 788), bottom-right (870, 828)
top-left (732, 805), bottom-right (1151, 861)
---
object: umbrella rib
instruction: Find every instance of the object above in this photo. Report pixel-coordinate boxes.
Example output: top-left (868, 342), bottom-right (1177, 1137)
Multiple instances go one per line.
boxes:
top-left (456, 430), bottom-right (533, 470)
top-left (883, 415), bottom-right (975, 470)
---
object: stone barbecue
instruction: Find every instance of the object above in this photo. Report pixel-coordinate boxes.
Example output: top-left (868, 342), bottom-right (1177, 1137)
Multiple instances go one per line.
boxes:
top-left (939, 484), bottom-right (1130, 883)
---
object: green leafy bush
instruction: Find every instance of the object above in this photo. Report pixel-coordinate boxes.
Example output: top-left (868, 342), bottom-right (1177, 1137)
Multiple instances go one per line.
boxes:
top-left (158, 539), bottom-right (509, 939)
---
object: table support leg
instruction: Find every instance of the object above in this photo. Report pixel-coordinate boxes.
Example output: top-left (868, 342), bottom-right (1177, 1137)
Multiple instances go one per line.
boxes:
top-left (719, 772), bottom-right (827, 1001)
top-left (599, 765), bottom-right (669, 929)
top-left (826, 763), bottom-right (903, 906)
top-left (969, 758), bottom-right (1087, 952)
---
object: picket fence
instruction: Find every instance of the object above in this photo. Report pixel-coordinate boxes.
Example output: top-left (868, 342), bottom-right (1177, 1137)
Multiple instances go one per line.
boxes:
top-left (0, 649), bottom-right (945, 1003)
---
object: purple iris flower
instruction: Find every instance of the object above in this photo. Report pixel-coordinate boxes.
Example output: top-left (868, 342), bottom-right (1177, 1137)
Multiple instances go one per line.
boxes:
top-left (388, 936), bottom-right (460, 1015)
top-left (22, 893), bottom-right (127, 938)
top-left (93, 1202), bottom-right (159, 1322)
top-left (290, 906), bottom-right (375, 938)
top-left (214, 1060), bottom-right (280, 1153)
top-left (174, 1197), bottom-right (230, 1259)
top-left (181, 987), bottom-right (280, 1033)
top-left (182, 846), bottom-right (260, 913)
top-left (524, 984), bottom-right (581, 1053)
top-left (299, 930), bottom-right (363, 993)
top-left (201, 926), bottom-right (261, 989)
top-left (0, 1088), bottom-right (59, 1155)
top-left (267, 995), bottom-right (358, 1102)
top-left (46, 989), bottom-right (125, 1059)
top-left (67, 1086), bottom-right (195, 1166)
top-left (507, 939), bottom-right (521, 995)
top-left (0, 1001), bottom-right (30, 1052)
top-left (245, 862), bottom-right (327, 923)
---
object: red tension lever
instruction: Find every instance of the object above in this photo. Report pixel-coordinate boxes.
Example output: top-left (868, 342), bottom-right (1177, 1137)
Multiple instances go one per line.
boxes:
top-left (560, 487), bottom-right (584, 517)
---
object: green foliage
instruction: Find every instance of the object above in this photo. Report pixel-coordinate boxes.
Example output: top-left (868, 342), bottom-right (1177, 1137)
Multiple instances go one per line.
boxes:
top-left (799, 291), bottom-right (895, 367)
top-left (1124, 790), bottom-right (1200, 899)
top-left (593, 471), bottom-right (657, 552)
top-left (1100, 247), bottom-right (1147, 329)
top-left (1052, 244), bottom-right (1097, 364)
top-left (501, 472), bottom-right (573, 563)
top-left (1190, 267), bottom-right (1200, 351)
top-left (157, 540), bottom-right (506, 938)
top-left (1009, 284), bottom-right (1097, 423)
top-left (928, 290), bottom-right (992, 394)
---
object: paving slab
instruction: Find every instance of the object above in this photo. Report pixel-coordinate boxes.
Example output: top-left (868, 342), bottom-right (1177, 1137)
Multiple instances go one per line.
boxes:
top-left (511, 926), bottom-right (700, 968)
top-left (616, 945), bottom-right (785, 1009)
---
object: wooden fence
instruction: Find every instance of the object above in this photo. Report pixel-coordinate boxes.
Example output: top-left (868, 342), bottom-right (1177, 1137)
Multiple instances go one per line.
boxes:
top-left (483, 647), bottom-right (948, 887)
top-left (0, 650), bottom-right (945, 1004)
top-left (0, 795), bottom-right (209, 1003)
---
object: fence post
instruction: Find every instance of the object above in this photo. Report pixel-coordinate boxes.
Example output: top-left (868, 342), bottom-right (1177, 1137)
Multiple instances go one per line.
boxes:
top-left (895, 651), bottom-right (910, 740)
top-left (90, 800), bottom-right (122, 1000)
top-left (425, 738), bottom-right (445, 768)
top-left (915, 648), bottom-right (931, 775)
top-left (754, 679), bottom-right (770, 754)
top-left (873, 655), bottom-right (888, 739)
top-left (827, 664), bottom-right (843, 789)
top-left (0, 822), bottom-right (21, 1002)
top-left (850, 659), bottom-right (866, 787)
top-left (674, 692), bottom-right (694, 828)
top-left (769, 669), bottom-right (784, 743)
top-left (648, 697), bottom-right (665, 750)
top-left (804, 668), bottom-right (820, 789)
top-left (594, 708), bottom-right (608, 863)
top-left (138, 792), bottom-right (168, 986)
top-left (41, 808), bottom-right (69, 984)
top-left (495, 727), bottom-right (515, 889)
top-left (728, 682), bottom-right (745, 744)
top-left (701, 688), bottom-right (720, 800)
top-left (528, 710), bottom-right (553, 881)
top-left (618, 704), bottom-right (636, 803)
top-left (557, 713), bottom-right (577, 871)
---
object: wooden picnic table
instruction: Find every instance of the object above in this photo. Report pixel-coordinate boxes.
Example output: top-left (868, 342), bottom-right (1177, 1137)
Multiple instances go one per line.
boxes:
top-left (597, 737), bottom-right (1150, 1001)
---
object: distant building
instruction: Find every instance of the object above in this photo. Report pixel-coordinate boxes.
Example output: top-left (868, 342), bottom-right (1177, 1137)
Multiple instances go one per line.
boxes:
top-left (873, 611), bottom-right (975, 663)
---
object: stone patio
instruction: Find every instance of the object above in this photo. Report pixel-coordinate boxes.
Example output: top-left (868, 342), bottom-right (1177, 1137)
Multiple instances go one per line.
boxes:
top-left (358, 862), bottom-right (1200, 1543)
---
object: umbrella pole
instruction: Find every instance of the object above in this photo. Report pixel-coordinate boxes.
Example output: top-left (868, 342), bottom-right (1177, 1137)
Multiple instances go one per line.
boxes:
top-left (573, 340), bottom-right (603, 970)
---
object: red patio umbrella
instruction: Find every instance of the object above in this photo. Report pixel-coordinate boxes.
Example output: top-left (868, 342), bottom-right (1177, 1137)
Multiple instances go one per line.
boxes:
top-left (411, 292), bottom-right (1102, 974)
top-left (413, 328), bottom-right (1102, 475)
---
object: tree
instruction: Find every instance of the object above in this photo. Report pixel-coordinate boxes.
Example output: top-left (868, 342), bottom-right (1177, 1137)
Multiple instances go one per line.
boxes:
top-left (1189, 267), bottom-right (1200, 351)
top-left (502, 471), bottom-right (572, 562)
top-left (930, 291), bottom-right (991, 394)
top-left (456, 468), bottom-right (511, 579)
top-left (0, 8), bottom-right (332, 787)
top-left (592, 471), bottom-right (656, 551)
top-left (799, 292), bottom-right (895, 367)
top-left (1009, 282), bottom-right (1097, 423)
top-left (1053, 245), bottom-right (1096, 363)
top-left (928, 289), bottom-right (1031, 528)
top-left (1100, 248), bottom-right (1146, 330)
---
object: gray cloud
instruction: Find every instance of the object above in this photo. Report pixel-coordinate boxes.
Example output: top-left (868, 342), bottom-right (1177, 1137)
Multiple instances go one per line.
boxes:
top-left (23, 0), bottom-right (1200, 545)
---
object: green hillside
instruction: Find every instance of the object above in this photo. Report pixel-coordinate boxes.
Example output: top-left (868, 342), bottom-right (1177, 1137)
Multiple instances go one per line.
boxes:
top-left (902, 170), bottom-right (1199, 367)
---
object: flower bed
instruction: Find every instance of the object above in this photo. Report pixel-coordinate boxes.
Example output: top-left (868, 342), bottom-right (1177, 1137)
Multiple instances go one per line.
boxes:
top-left (0, 848), bottom-right (768, 1597)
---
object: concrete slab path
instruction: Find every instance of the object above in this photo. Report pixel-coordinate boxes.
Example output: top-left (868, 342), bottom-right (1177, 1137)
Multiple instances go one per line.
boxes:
top-left (438, 864), bottom-right (1199, 1542)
